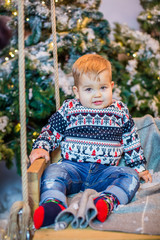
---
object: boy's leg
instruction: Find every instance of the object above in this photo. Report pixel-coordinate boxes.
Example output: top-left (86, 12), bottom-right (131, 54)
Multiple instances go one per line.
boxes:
top-left (92, 166), bottom-right (140, 222)
top-left (33, 161), bottom-right (83, 229)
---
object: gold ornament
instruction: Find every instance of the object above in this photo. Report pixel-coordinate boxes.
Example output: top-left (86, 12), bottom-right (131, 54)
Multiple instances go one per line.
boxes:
top-left (77, 17), bottom-right (91, 30)
top-left (147, 14), bottom-right (152, 20)
top-left (33, 132), bottom-right (39, 137)
top-left (48, 42), bottom-right (53, 51)
top-left (15, 123), bottom-right (21, 132)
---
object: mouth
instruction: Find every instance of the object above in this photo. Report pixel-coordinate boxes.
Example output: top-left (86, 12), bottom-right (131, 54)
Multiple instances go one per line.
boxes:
top-left (93, 101), bottom-right (103, 105)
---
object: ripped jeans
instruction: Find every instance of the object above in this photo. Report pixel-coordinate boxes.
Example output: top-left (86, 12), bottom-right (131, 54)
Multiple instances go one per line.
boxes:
top-left (40, 160), bottom-right (140, 207)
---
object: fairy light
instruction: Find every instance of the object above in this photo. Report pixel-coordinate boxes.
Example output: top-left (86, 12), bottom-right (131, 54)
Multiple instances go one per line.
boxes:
top-left (77, 19), bottom-right (82, 24)
top-left (133, 53), bottom-right (137, 58)
top-left (12, 11), bottom-right (18, 16)
top-left (9, 52), bottom-right (15, 58)
top-left (5, 57), bottom-right (9, 61)
top-left (14, 49), bottom-right (18, 53)
top-left (26, 18), bottom-right (30, 22)
top-left (5, 0), bottom-right (11, 5)
top-left (42, 1), bottom-right (45, 5)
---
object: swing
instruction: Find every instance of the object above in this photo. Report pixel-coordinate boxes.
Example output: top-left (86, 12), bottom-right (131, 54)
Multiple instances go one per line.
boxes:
top-left (4, 0), bottom-right (160, 239)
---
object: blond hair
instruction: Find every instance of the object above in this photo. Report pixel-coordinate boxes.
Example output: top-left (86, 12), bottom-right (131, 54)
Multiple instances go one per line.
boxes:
top-left (72, 54), bottom-right (112, 86)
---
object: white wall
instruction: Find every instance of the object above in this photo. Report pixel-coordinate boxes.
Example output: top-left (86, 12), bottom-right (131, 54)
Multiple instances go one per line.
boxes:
top-left (99, 0), bottom-right (143, 30)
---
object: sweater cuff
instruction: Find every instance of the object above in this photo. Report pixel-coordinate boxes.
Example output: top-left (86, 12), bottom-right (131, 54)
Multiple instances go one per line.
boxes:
top-left (32, 141), bottom-right (50, 153)
top-left (133, 164), bottom-right (146, 173)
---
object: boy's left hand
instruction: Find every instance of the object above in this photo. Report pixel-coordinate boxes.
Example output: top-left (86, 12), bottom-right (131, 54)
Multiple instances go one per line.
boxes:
top-left (138, 170), bottom-right (152, 183)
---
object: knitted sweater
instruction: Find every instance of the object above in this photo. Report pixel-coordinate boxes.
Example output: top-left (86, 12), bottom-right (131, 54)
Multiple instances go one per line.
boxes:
top-left (33, 99), bottom-right (146, 172)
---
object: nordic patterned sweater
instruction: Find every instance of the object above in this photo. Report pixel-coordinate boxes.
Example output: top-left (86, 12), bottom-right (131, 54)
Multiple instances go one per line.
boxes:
top-left (33, 99), bottom-right (146, 173)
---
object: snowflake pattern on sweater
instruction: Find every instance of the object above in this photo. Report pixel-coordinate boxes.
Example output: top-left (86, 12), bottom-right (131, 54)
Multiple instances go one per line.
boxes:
top-left (33, 99), bottom-right (146, 172)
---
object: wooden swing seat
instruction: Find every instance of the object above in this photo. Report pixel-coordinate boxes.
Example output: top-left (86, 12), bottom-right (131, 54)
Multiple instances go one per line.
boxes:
top-left (27, 147), bottom-right (160, 240)
top-left (33, 228), bottom-right (160, 240)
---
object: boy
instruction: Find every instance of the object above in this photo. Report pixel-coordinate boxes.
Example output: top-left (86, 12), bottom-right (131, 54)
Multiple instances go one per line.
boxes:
top-left (29, 54), bottom-right (152, 229)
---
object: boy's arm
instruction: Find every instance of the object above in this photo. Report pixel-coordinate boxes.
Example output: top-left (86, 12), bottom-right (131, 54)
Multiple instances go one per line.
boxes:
top-left (122, 116), bottom-right (146, 171)
top-left (122, 123), bottom-right (152, 182)
top-left (120, 103), bottom-right (152, 183)
top-left (30, 100), bottom-right (69, 164)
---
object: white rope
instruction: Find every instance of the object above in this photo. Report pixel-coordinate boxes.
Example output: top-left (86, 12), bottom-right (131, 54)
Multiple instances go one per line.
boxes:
top-left (51, 0), bottom-right (60, 110)
top-left (3, 1), bottom-right (31, 239)
top-left (18, 0), bottom-right (29, 205)
top-left (3, 2), bottom-right (60, 239)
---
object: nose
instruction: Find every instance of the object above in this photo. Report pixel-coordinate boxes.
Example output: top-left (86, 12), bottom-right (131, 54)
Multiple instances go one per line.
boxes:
top-left (94, 90), bottom-right (102, 97)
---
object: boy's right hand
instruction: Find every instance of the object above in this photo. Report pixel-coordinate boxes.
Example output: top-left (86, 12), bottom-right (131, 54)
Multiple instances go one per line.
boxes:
top-left (29, 149), bottom-right (50, 164)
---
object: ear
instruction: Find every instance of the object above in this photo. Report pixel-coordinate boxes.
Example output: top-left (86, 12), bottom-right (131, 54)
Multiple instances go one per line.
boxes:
top-left (73, 86), bottom-right (80, 99)
top-left (111, 81), bottom-right (114, 90)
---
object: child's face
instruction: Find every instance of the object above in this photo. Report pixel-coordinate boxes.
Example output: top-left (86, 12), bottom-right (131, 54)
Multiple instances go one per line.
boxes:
top-left (73, 70), bottom-right (114, 109)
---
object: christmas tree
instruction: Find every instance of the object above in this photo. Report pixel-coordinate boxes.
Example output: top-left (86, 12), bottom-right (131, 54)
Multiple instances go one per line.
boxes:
top-left (111, 0), bottom-right (160, 117)
top-left (0, 0), bottom-right (159, 173)
top-left (138, 0), bottom-right (160, 40)
top-left (0, 0), bottom-right (110, 173)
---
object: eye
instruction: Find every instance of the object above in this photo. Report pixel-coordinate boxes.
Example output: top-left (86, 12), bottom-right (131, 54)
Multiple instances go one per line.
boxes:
top-left (85, 88), bottom-right (92, 92)
top-left (101, 86), bottom-right (107, 90)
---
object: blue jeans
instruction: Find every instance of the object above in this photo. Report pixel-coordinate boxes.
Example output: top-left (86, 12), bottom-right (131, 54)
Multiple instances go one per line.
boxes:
top-left (40, 160), bottom-right (140, 207)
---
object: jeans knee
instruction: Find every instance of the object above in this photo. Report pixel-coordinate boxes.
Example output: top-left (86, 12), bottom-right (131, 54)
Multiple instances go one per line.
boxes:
top-left (121, 167), bottom-right (139, 180)
top-left (41, 163), bottom-right (72, 190)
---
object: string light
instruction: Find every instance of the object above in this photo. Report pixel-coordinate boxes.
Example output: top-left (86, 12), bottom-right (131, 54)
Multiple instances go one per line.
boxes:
top-left (9, 51), bottom-right (14, 57)
top-left (42, 1), bottom-right (45, 5)
top-left (5, 57), bottom-right (9, 61)
top-left (12, 11), bottom-right (18, 16)
top-left (133, 53), bottom-right (137, 58)
top-left (5, 0), bottom-right (11, 5)
top-left (26, 18), bottom-right (30, 22)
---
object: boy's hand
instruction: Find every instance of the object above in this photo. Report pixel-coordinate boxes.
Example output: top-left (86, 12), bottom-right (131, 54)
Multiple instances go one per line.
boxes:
top-left (29, 149), bottom-right (50, 164)
top-left (138, 170), bottom-right (152, 183)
